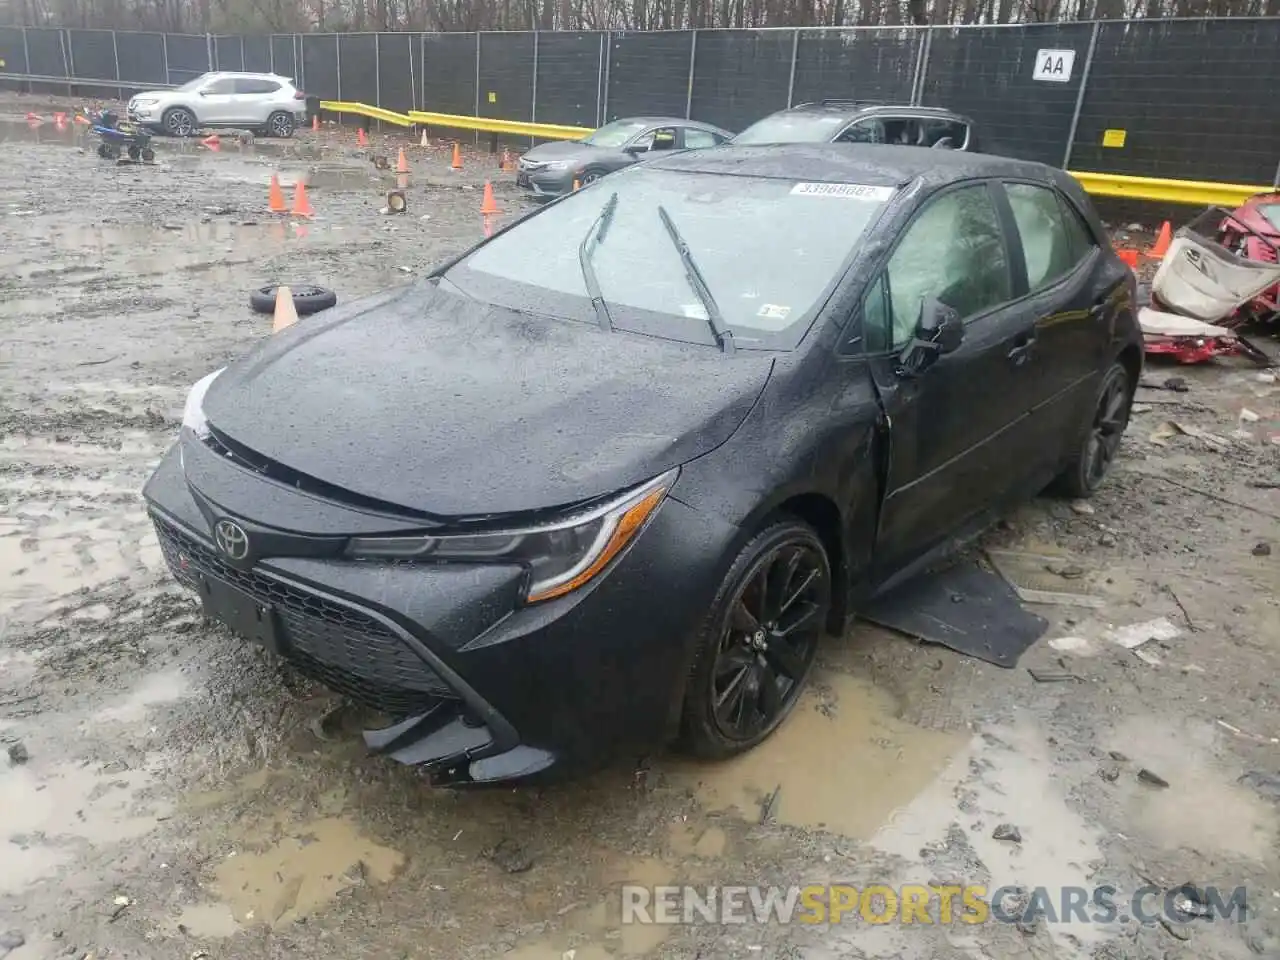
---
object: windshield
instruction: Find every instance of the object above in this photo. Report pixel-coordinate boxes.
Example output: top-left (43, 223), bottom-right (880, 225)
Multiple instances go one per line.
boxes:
top-left (583, 119), bottom-right (649, 148)
top-left (444, 167), bottom-right (892, 350)
top-left (174, 74), bottom-right (212, 92)
top-left (733, 113), bottom-right (850, 145)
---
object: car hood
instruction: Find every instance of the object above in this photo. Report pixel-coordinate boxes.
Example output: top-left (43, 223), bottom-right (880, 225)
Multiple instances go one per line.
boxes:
top-left (201, 283), bottom-right (774, 519)
top-left (522, 140), bottom-right (599, 162)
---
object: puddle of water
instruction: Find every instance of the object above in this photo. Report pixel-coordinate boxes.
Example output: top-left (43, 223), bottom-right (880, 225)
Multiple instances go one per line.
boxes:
top-left (0, 118), bottom-right (81, 146)
top-left (505, 857), bottom-right (675, 960)
top-left (95, 668), bottom-right (191, 723)
top-left (1110, 714), bottom-right (1276, 860)
top-left (870, 715), bottom-right (1110, 958)
top-left (0, 756), bottom-right (166, 894)
top-left (0, 514), bottom-right (133, 611)
top-left (210, 816), bottom-right (404, 928)
top-left (669, 671), bottom-right (963, 839)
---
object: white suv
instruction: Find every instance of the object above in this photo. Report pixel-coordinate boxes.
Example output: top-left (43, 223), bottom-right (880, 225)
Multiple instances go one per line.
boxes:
top-left (128, 72), bottom-right (308, 139)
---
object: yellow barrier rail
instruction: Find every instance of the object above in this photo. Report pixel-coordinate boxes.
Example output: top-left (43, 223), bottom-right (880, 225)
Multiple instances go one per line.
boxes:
top-left (408, 110), bottom-right (592, 141)
top-left (318, 101), bottom-right (1273, 206)
top-left (1068, 170), bottom-right (1270, 208)
top-left (319, 100), bottom-right (414, 127)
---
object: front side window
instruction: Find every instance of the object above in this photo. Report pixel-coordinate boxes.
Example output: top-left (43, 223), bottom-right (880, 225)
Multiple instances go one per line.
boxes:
top-left (869, 184), bottom-right (1011, 349)
top-left (1260, 204), bottom-right (1280, 233)
top-left (1006, 182), bottom-right (1087, 291)
top-left (174, 73), bottom-right (212, 92)
top-left (632, 127), bottom-right (677, 152)
top-left (583, 119), bottom-right (649, 148)
top-left (839, 118), bottom-right (887, 144)
top-left (445, 169), bottom-right (893, 350)
top-left (203, 78), bottom-right (237, 94)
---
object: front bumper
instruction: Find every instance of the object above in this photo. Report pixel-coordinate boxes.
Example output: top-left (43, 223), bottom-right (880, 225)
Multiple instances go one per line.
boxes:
top-left (143, 439), bottom-right (731, 784)
top-left (516, 165), bottom-right (576, 197)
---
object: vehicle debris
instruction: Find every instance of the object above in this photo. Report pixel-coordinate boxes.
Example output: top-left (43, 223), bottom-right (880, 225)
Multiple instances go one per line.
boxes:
top-left (1104, 617), bottom-right (1181, 650)
top-left (1137, 768), bottom-right (1171, 788)
top-left (1239, 771), bottom-right (1280, 801)
top-left (7, 741), bottom-right (28, 765)
top-left (992, 823), bottom-right (1023, 842)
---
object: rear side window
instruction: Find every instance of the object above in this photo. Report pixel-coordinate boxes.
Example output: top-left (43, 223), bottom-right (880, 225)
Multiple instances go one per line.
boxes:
top-left (683, 128), bottom-right (723, 150)
top-left (1058, 194), bottom-right (1099, 263)
top-left (1006, 182), bottom-right (1091, 291)
top-left (235, 79), bottom-right (281, 94)
top-left (920, 118), bottom-right (968, 149)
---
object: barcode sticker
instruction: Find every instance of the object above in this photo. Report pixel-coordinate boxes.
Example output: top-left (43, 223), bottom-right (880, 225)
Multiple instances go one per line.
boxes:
top-left (790, 182), bottom-right (896, 201)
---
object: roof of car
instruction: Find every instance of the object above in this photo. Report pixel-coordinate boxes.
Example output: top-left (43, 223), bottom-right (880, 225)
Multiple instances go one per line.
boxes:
top-left (617, 116), bottom-right (731, 130)
top-left (644, 142), bottom-right (1052, 186)
top-left (776, 100), bottom-right (972, 122)
top-left (202, 71), bottom-right (291, 80)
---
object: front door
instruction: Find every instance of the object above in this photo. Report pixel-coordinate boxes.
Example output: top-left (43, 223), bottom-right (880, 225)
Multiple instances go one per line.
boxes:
top-left (196, 77), bottom-right (239, 124)
top-left (859, 181), bottom-right (1043, 579)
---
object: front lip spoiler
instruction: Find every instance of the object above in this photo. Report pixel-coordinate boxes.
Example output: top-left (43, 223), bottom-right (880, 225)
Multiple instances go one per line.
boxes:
top-left (149, 502), bottom-right (551, 785)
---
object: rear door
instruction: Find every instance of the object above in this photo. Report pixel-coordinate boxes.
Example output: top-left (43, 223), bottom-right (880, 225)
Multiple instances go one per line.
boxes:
top-left (859, 181), bottom-right (1045, 577)
top-left (231, 77), bottom-right (282, 125)
top-left (999, 180), bottom-right (1115, 473)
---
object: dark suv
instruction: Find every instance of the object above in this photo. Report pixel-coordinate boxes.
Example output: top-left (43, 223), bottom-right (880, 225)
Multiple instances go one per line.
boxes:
top-left (734, 100), bottom-right (977, 151)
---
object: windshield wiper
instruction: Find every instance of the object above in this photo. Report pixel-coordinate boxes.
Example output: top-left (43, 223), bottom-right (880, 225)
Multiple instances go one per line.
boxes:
top-left (578, 191), bottom-right (619, 332)
top-left (656, 205), bottom-right (735, 354)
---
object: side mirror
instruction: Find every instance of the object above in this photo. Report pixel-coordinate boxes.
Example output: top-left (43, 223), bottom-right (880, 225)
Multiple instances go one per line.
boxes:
top-left (896, 297), bottom-right (963, 376)
top-left (198, 89), bottom-right (209, 96)
top-left (623, 143), bottom-right (647, 155)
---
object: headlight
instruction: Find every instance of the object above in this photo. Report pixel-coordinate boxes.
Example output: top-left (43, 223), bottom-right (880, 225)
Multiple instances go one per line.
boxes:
top-left (133, 97), bottom-right (158, 106)
top-left (348, 468), bottom-right (678, 603)
top-left (543, 161), bottom-right (569, 171)
top-left (181, 367), bottom-right (225, 439)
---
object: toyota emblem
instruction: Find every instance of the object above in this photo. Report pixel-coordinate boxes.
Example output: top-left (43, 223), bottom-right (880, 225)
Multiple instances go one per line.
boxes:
top-left (214, 519), bottom-right (250, 561)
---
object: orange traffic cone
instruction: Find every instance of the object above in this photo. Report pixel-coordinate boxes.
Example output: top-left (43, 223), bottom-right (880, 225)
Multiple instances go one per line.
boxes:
top-left (483, 214), bottom-right (495, 238)
top-left (396, 147), bottom-right (409, 174)
top-left (1148, 221), bottom-right (1172, 259)
top-left (451, 142), bottom-right (462, 170)
top-left (272, 285), bottom-right (299, 333)
top-left (291, 179), bottom-right (314, 218)
top-left (420, 130), bottom-right (429, 148)
top-left (74, 114), bottom-right (90, 125)
top-left (268, 173), bottom-right (287, 213)
top-left (201, 133), bottom-right (220, 150)
top-left (1116, 248), bottom-right (1139, 269)
top-left (357, 127), bottom-right (368, 148)
top-left (480, 181), bottom-right (500, 215)
top-left (312, 114), bottom-right (320, 132)
top-left (53, 112), bottom-right (66, 127)
top-left (24, 112), bottom-right (41, 122)
top-left (572, 179), bottom-right (581, 192)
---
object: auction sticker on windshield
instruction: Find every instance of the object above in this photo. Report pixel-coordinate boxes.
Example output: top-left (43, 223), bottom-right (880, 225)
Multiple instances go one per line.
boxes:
top-left (790, 183), bottom-right (895, 201)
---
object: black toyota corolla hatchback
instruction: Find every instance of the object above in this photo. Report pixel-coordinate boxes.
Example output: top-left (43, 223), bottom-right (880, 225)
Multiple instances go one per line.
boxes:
top-left (144, 144), bottom-right (1141, 785)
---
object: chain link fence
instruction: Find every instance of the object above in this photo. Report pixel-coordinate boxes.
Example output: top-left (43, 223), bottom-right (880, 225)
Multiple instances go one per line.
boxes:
top-left (1, 19), bottom-right (1278, 185)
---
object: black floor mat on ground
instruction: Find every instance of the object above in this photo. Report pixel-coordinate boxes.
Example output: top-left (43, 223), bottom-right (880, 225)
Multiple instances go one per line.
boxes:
top-left (860, 559), bottom-right (1048, 668)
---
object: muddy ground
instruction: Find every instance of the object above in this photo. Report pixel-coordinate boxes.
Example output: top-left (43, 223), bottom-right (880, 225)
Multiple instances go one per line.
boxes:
top-left (2, 90), bottom-right (1280, 960)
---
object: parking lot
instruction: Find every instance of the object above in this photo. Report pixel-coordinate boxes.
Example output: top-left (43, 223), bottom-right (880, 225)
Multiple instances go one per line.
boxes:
top-left (2, 90), bottom-right (1280, 960)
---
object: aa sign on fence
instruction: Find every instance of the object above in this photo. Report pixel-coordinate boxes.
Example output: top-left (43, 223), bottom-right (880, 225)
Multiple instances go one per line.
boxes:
top-left (1032, 49), bottom-right (1076, 83)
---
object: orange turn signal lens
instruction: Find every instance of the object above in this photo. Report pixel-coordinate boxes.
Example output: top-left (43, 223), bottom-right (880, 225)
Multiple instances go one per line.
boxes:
top-left (526, 484), bottom-right (668, 604)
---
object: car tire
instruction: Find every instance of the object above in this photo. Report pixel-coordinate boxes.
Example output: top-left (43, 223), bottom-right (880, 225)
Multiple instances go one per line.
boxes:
top-left (579, 165), bottom-right (607, 186)
top-left (1051, 360), bottom-right (1133, 499)
top-left (161, 107), bottom-right (196, 138)
top-left (678, 517), bottom-right (832, 760)
top-left (248, 284), bottom-right (338, 316)
top-left (267, 111), bottom-right (296, 138)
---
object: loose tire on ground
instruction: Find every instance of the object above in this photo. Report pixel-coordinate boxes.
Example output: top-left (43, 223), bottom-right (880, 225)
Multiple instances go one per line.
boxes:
top-left (678, 517), bottom-right (832, 760)
top-left (248, 284), bottom-right (338, 316)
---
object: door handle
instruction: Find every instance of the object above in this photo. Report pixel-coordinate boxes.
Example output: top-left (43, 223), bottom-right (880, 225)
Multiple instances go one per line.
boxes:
top-left (1007, 332), bottom-right (1037, 364)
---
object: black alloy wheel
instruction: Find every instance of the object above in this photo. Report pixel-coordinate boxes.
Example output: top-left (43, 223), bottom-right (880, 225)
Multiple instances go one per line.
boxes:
top-left (681, 519), bottom-right (831, 758)
top-left (1054, 361), bottom-right (1132, 498)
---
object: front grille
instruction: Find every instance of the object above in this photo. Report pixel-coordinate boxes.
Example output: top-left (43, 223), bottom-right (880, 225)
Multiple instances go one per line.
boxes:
top-left (152, 514), bottom-right (455, 716)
